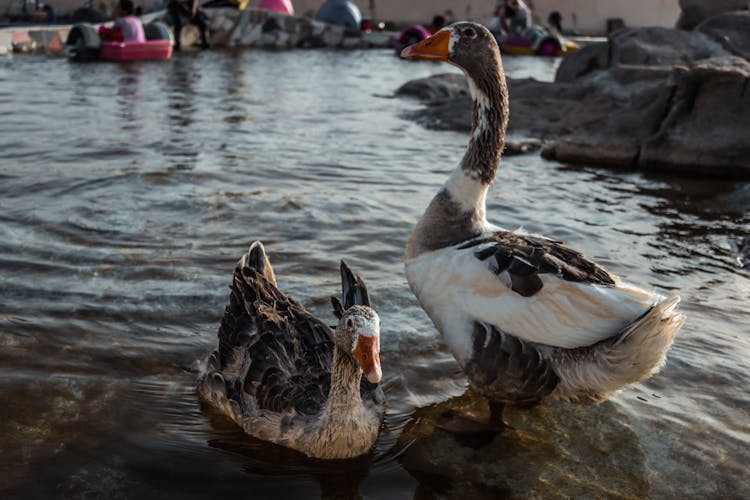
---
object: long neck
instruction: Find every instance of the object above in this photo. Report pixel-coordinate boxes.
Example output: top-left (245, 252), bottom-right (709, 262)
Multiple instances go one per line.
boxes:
top-left (446, 57), bottom-right (508, 199)
top-left (406, 54), bottom-right (508, 259)
top-left (298, 345), bottom-right (377, 459)
top-left (320, 347), bottom-right (363, 420)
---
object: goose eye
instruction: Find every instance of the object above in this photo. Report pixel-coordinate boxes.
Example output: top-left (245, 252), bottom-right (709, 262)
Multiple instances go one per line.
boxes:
top-left (346, 318), bottom-right (355, 329)
top-left (461, 27), bottom-right (476, 38)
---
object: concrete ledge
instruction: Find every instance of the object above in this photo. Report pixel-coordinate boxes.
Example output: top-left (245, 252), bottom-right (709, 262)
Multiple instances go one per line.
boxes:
top-left (204, 7), bottom-right (395, 49)
top-left (0, 25), bottom-right (68, 54)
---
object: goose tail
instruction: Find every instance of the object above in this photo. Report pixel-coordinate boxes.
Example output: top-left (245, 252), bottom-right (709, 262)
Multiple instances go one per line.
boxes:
top-left (239, 241), bottom-right (277, 286)
top-left (551, 296), bottom-right (685, 403)
top-left (199, 242), bottom-right (277, 402)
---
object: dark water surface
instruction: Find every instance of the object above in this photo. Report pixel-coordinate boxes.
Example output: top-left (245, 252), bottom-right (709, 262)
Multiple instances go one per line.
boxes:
top-left (1, 49), bottom-right (748, 499)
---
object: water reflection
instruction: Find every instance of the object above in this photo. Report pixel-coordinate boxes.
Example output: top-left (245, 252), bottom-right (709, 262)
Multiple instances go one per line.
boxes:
top-left (0, 50), bottom-right (748, 498)
top-left (166, 57), bottom-right (199, 130)
top-left (203, 410), bottom-right (373, 499)
top-left (396, 390), bottom-right (649, 498)
top-left (116, 68), bottom-right (144, 133)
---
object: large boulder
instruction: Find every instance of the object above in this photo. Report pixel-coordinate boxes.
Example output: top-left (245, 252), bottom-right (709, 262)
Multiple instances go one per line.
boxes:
top-left (556, 25), bottom-right (733, 82)
top-left (608, 27), bottom-right (728, 67)
top-left (676, 0), bottom-right (749, 30)
top-left (545, 56), bottom-right (750, 177)
top-left (395, 73), bottom-right (468, 101)
top-left (696, 11), bottom-right (750, 59)
top-left (639, 57), bottom-right (750, 176)
top-left (542, 78), bottom-right (675, 166)
top-left (555, 42), bottom-right (608, 82)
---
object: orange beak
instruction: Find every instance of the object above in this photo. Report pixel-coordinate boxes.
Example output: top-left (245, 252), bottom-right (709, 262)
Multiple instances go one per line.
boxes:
top-left (400, 29), bottom-right (451, 61)
top-left (353, 334), bottom-right (382, 384)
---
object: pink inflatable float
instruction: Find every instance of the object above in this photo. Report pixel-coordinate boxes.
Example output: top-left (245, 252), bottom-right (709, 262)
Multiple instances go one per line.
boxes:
top-left (65, 22), bottom-right (174, 62)
top-left (99, 40), bottom-right (172, 61)
top-left (258, 0), bottom-right (294, 15)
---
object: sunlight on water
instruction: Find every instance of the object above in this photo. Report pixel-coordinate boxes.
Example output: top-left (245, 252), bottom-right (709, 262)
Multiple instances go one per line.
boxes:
top-left (0, 49), bottom-right (748, 498)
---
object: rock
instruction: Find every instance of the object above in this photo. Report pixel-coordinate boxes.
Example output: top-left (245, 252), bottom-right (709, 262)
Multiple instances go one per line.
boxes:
top-left (397, 74), bottom-right (621, 139)
top-left (545, 56), bottom-right (750, 177)
top-left (396, 73), bottom-right (472, 132)
top-left (738, 235), bottom-right (750, 268)
top-left (696, 11), bottom-right (750, 59)
top-left (639, 57), bottom-right (750, 177)
top-left (609, 27), bottom-right (728, 67)
top-left (402, 97), bottom-right (472, 132)
top-left (394, 391), bottom-right (651, 498)
top-left (555, 42), bottom-right (608, 83)
top-left (395, 73), bottom-right (468, 101)
top-left (676, 0), bottom-right (749, 30)
top-left (504, 139), bottom-right (543, 156)
top-left (508, 77), bottom-right (619, 138)
top-left (204, 6), bottom-right (393, 49)
top-left (543, 79), bottom-right (675, 166)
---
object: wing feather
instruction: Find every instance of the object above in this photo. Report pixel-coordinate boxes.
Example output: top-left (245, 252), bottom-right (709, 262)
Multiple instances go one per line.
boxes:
top-left (206, 265), bottom-right (335, 416)
top-left (406, 231), bottom-right (660, 349)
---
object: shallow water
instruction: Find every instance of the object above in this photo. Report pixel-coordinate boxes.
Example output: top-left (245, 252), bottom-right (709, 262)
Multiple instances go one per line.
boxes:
top-left (0, 49), bottom-right (748, 499)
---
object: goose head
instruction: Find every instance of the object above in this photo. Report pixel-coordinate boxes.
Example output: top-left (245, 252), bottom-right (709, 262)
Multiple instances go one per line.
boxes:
top-left (400, 21), bottom-right (501, 77)
top-left (331, 261), bottom-right (382, 384)
top-left (336, 305), bottom-right (382, 384)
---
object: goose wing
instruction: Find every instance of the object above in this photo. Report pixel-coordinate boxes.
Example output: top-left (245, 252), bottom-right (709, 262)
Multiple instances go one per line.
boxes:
top-left (206, 265), bottom-right (335, 417)
top-left (406, 230), bottom-right (660, 349)
top-left (205, 264), bottom-right (382, 416)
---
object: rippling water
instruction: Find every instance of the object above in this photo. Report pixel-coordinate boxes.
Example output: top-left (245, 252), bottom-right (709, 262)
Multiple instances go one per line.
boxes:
top-left (1, 49), bottom-right (748, 498)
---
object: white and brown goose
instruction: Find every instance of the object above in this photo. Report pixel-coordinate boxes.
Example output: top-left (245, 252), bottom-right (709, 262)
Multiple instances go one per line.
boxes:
top-left (199, 242), bottom-right (385, 458)
top-left (401, 22), bottom-right (686, 432)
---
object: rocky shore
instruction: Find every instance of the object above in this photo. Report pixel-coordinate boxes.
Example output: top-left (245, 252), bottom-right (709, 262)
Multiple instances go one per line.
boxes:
top-left (396, 10), bottom-right (750, 178)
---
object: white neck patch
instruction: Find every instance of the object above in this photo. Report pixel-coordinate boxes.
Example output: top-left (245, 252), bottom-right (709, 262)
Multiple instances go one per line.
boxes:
top-left (444, 166), bottom-right (488, 216)
top-left (447, 28), bottom-right (459, 55)
top-left (467, 76), bottom-right (491, 140)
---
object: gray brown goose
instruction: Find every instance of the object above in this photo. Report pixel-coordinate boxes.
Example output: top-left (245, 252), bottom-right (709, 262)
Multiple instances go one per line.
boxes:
top-left (401, 22), bottom-right (685, 432)
top-left (198, 242), bottom-right (385, 458)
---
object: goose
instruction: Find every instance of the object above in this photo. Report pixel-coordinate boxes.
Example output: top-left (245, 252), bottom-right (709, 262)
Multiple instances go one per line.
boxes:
top-left (198, 242), bottom-right (385, 458)
top-left (400, 22), bottom-right (686, 432)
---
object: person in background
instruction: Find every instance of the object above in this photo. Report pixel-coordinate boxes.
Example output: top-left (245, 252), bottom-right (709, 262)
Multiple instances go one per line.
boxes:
top-left (100, 0), bottom-right (145, 42)
top-left (167, 0), bottom-right (210, 50)
top-left (498, 0), bottom-right (532, 33)
top-left (428, 14), bottom-right (446, 34)
top-left (547, 10), bottom-right (563, 36)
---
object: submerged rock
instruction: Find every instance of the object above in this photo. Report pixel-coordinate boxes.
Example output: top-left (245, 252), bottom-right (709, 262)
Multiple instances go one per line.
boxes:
top-left (394, 390), bottom-right (651, 497)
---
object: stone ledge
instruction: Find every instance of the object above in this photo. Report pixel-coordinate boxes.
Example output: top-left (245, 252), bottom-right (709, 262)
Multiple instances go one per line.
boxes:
top-left (204, 7), bottom-right (395, 49)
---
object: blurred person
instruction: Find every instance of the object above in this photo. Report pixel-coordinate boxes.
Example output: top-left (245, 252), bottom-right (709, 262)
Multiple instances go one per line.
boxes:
top-left (168, 0), bottom-right (210, 50)
top-left (428, 14), bottom-right (446, 34)
top-left (99, 0), bottom-right (145, 42)
top-left (548, 10), bottom-right (563, 35)
top-left (497, 0), bottom-right (531, 33)
top-left (114, 0), bottom-right (145, 42)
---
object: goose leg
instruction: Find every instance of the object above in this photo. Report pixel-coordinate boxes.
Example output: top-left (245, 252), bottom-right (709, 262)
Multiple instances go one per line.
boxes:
top-left (437, 401), bottom-right (508, 435)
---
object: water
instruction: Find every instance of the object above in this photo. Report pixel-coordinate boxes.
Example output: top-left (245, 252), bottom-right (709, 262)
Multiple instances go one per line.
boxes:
top-left (0, 49), bottom-right (748, 498)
